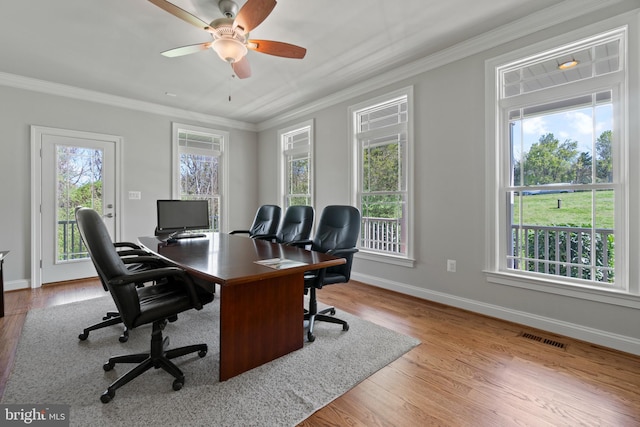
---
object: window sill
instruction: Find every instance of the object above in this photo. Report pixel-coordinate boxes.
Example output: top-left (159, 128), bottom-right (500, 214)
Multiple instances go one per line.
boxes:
top-left (484, 270), bottom-right (640, 309)
top-left (356, 250), bottom-right (415, 268)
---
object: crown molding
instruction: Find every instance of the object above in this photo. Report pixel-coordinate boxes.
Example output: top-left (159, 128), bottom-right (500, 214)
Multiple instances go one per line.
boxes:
top-left (256, 0), bottom-right (625, 131)
top-left (0, 71), bottom-right (257, 132)
top-left (0, 0), bottom-right (626, 134)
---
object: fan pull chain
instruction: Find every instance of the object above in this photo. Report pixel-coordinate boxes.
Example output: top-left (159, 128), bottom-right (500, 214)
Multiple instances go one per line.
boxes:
top-left (228, 74), bottom-right (234, 102)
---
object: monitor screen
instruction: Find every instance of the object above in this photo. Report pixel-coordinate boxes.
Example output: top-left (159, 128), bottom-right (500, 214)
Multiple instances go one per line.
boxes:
top-left (156, 199), bottom-right (210, 233)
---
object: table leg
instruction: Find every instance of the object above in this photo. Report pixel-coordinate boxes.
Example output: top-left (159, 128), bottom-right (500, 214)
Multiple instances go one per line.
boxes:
top-left (218, 272), bottom-right (304, 381)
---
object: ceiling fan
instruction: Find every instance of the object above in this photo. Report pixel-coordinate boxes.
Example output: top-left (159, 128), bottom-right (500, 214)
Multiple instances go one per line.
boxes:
top-left (148, 0), bottom-right (307, 79)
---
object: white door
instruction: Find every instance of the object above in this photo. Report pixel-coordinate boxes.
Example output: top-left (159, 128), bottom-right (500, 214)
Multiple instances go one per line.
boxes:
top-left (36, 129), bottom-right (118, 285)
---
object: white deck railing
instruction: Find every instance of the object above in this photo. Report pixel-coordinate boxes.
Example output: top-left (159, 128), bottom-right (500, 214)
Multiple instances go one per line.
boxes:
top-left (361, 217), bottom-right (403, 254)
top-left (510, 224), bottom-right (615, 283)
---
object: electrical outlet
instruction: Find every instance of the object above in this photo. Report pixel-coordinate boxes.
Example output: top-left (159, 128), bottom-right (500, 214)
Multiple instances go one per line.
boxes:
top-left (128, 191), bottom-right (141, 200)
top-left (447, 259), bottom-right (457, 272)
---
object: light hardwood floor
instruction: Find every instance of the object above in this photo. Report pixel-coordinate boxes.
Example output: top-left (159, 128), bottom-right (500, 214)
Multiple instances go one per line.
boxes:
top-left (1, 279), bottom-right (640, 426)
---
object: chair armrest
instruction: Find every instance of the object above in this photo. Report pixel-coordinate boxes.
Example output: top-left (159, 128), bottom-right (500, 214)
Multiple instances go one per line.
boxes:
top-left (304, 248), bottom-right (358, 287)
top-left (251, 233), bottom-right (277, 241)
top-left (110, 267), bottom-right (205, 310)
top-left (114, 241), bottom-right (142, 250)
top-left (109, 267), bottom-right (183, 286)
top-left (121, 255), bottom-right (166, 267)
top-left (117, 249), bottom-right (150, 258)
top-left (288, 239), bottom-right (313, 248)
top-left (327, 247), bottom-right (359, 257)
top-left (229, 230), bottom-right (250, 235)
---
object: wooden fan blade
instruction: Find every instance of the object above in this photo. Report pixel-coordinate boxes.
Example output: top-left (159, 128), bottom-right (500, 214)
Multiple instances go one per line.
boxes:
top-left (234, 0), bottom-right (276, 33)
top-left (161, 42), bottom-right (212, 57)
top-left (232, 57), bottom-right (252, 79)
top-left (248, 40), bottom-right (306, 59)
top-left (148, 0), bottom-right (212, 32)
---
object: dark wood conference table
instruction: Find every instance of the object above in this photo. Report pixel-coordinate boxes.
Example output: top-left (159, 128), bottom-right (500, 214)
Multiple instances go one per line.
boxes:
top-left (138, 232), bottom-right (345, 381)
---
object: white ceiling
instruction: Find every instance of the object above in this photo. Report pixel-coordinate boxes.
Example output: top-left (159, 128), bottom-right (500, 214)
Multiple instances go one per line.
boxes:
top-left (0, 0), bottom-right (576, 125)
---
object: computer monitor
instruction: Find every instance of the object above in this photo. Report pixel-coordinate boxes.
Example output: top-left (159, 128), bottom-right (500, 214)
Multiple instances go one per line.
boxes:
top-left (156, 199), bottom-right (210, 235)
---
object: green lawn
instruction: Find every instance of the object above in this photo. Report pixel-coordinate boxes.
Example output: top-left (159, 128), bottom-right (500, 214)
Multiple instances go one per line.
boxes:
top-left (512, 190), bottom-right (614, 229)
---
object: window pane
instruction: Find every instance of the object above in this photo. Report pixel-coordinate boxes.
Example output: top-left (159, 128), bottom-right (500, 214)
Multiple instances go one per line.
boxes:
top-left (358, 101), bottom-right (407, 132)
top-left (510, 92), bottom-right (612, 188)
top-left (288, 195), bottom-right (311, 206)
top-left (362, 136), bottom-right (405, 192)
top-left (502, 38), bottom-right (620, 97)
top-left (287, 155), bottom-right (309, 195)
top-left (281, 124), bottom-right (312, 209)
top-left (595, 189), bottom-right (615, 283)
top-left (509, 189), bottom-right (615, 283)
top-left (178, 131), bottom-right (222, 152)
top-left (180, 153), bottom-right (218, 196)
top-left (360, 193), bottom-right (406, 255)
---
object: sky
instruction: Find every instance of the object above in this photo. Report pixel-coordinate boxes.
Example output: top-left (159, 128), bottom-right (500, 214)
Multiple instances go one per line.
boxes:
top-left (512, 104), bottom-right (613, 160)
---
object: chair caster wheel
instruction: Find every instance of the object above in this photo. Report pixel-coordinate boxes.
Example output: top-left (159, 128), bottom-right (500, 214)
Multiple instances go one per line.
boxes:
top-left (78, 332), bottom-right (89, 341)
top-left (103, 361), bottom-right (115, 371)
top-left (343, 323), bottom-right (349, 331)
top-left (330, 308), bottom-right (336, 315)
top-left (118, 333), bottom-right (129, 343)
top-left (307, 331), bottom-right (316, 342)
top-left (172, 379), bottom-right (184, 391)
top-left (100, 389), bottom-right (114, 403)
top-left (198, 349), bottom-right (207, 358)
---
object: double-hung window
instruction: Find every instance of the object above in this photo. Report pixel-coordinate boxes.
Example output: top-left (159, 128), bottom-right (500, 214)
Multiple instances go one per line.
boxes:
top-left (350, 87), bottom-right (414, 265)
top-left (278, 120), bottom-right (313, 208)
top-left (172, 123), bottom-right (228, 232)
top-left (488, 26), bottom-right (629, 292)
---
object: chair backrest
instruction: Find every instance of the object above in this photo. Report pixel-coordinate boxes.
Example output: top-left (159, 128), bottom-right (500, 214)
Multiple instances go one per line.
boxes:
top-left (249, 204), bottom-right (281, 236)
top-left (311, 205), bottom-right (361, 283)
top-left (277, 205), bottom-right (314, 243)
top-left (75, 207), bottom-right (141, 322)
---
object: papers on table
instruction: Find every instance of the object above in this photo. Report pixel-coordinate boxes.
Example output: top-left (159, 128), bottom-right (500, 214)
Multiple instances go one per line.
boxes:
top-left (255, 258), bottom-right (308, 269)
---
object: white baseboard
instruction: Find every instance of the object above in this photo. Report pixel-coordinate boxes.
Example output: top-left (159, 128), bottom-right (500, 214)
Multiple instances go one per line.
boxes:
top-left (4, 279), bottom-right (30, 292)
top-left (351, 272), bottom-right (640, 356)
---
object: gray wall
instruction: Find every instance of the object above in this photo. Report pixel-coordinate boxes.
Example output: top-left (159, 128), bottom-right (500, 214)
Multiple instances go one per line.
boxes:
top-left (0, 85), bottom-right (258, 286)
top-left (257, 3), bottom-right (640, 354)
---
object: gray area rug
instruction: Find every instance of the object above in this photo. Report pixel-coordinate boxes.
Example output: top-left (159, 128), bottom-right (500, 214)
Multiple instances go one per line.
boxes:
top-left (2, 295), bottom-right (419, 426)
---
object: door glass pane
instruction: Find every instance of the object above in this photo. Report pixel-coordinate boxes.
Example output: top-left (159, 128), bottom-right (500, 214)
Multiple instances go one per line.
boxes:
top-left (56, 145), bottom-right (103, 262)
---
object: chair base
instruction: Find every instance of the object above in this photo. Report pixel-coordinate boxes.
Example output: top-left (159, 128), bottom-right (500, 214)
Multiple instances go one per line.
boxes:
top-left (79, 311), bottom-right (129, 343)
top-left (304, 287), bottom-right (349, 342)
top-left (100, 319), bottom-right (207, 403)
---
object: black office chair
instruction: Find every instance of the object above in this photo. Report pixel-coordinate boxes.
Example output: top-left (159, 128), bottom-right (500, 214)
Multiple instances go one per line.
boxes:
top-left (293, 205), bottom-right (360, 342)
top-left (254, 205), bottom-right (314, 244)
top-left (75, 207), bottom-right (214, 403)
top-left (229, 204), bottom-right (281, 237)
top-left (76, 208), bottom-right (165, 343)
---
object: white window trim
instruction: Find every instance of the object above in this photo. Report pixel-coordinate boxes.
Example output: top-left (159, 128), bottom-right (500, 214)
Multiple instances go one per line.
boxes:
top-left (484, 12), bottom-right (640, 305)
top-left (349, 86), bottom-right (415, 267)
top-left (277, 119), bottom-right (314, 209)
top-left (171, 122), bottom-right (229, 232)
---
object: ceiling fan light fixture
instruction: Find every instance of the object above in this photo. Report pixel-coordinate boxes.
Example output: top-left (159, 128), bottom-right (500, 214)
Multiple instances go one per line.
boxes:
top-left (212, 37), bottom-right (248, 63)
top-left (558, 59), bottom-right (579, 70)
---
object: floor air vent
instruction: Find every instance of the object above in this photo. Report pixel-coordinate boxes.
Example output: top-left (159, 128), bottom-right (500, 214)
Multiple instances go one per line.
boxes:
top-left (521, 332), bottom-right (566, 349)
